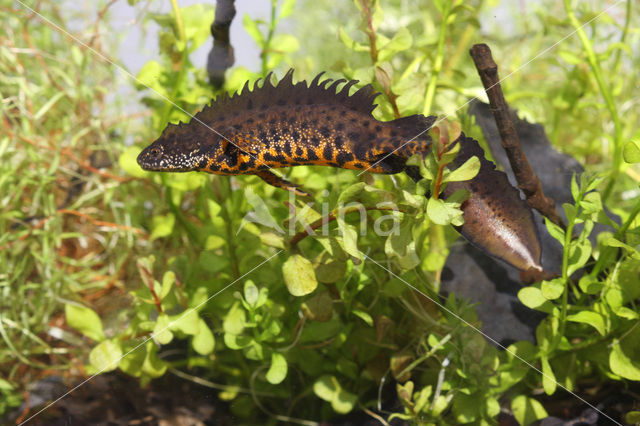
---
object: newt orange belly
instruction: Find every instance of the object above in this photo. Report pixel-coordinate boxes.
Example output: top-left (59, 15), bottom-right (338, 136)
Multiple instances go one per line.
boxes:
top-left (137, 70), bottom-right (543, 274)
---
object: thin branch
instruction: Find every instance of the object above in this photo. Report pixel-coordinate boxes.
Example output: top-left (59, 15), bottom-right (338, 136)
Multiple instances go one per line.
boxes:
top-left (469, 43), bottom-right (565, 229)
top-left (207, 0), bottom-right (236, 88)
top-left (360, 0), bottom-right (401, 118)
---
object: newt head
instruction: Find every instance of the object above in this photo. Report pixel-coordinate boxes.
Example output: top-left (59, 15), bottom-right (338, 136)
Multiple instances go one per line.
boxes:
top-left (137, 122), bottom-right (231, 173)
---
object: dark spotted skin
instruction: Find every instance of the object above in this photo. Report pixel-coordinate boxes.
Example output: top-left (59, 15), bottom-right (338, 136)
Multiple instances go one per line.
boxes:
top-left (199, 106), bottom-right (431, 176)
top-left (137, 70), bottom-right (543, 274)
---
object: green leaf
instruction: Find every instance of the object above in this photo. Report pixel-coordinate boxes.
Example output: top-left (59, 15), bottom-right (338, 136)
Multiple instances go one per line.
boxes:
top-left (313, 374), bottom-right (337, 401)
top-left (243, 14), bottom-right (264, 47)
top-left (610, 343), bottom-right (640, 380)
top-left (338, 28), bottom-right (369, 52)
top-left (511, 395), bottom-right (548, 426)
top-left (452, 391), bottom-right (480, 423)
top-left (223, 333), bottom-right (252, 350)
top-left (89, 339), bottom-right (123, 372)
top-left (244, 280), bottom-right (259, 307)
top-left (544, 218), bottom-right (566, 246)
top-left (223, 303), bottom-right (246, 335)
top-left (541, 356), bottom-right (557, 395)
top-left (541, 278), bottom-right (565, 300)
top-left (352, 309), bottom-right (373, 327)
top-left (266, 352), bottom-right (288, 384)
top-left (282, 254), bottom-right (318, 296)
top-left (141, 341), bottom-right (168, 378)
top-left (378, 27), bottom-right (412, 62)
top-left (65, 304), bottom-right (105, 342)
top-left (578, 275), bottom-right (603, 294)
top-left (579, 193), bottom-right (602, 219)
top-left (315, 258), bottom-right (347, 283)
top-left (385, 218), bottom-right (420, 270)
top-left (567, 238), bottom-right (592, 276)
top-left (336, 217), bottom-right (361, 260)
top-left (613, 306), bottom-right (639, 320)
top-left (171, 309), bottom-right (200, 335)
top-left (486, 397), bottom-right (500, 417)
top-left (160, 271), bottom-right (175, 300)
top-left (337, 182), bottom-right (367, 204)
top-left (518, 286), bottom-right (550, 310)
top-left (180, 4), bottom-right (215, 51)
top-left (119, 146), bottom-right (150, 178)
top-left (34, 92), bottom-right (65, 121)
top-left (192, 319), bottom-right (215, 355)
top-left (413, 385), bottom-right (433, 414)
top-left (625, 412), bottom-right (640, 424)
top-left (426, 197), bottom-right (463, 226)
top-left (204, 235), bottom-right (225, 250)
top-left (136, 60), bottom-right (167, 96)
top-left (165, 172), bottom-right (206, 192)
top-left (557, 50), bottom-right (583, 64)
top-left (603, 236), bottom-right (640, 259)
top-left (150, 213), bottom-right (175, 239)
top-left (442, 156), bottom-right (480, 183)
top-left (623, 139), bottom-right (640, 163)
top-left (153, 314), bottom-right (174, 345)
top-left (279, 0), bottom-right (296, 19)
top-left (301, 291), bottom-right (333, 321)
top-left (207, 199), bottom-right (222, 221)
top-left (259, 232), bottom-right (285, 249)
top-left (270, 34), bottom-right (299, 53)
top-left (570, 174), bottom-right (580, 201)
top-left (0, 378), bottom-right (14, 391)
top-left (567, 311), bottom-right (606, 335)
top-left (313, 375), bottom-right (357, 414)
top-left (198, 251), bottom-right (229, 273)
top-left (585, 175), bottom-right (606, 192)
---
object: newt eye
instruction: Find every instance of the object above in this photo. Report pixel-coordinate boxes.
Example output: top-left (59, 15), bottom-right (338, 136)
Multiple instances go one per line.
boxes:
top-left (149, 147), bottom-right (162, 157)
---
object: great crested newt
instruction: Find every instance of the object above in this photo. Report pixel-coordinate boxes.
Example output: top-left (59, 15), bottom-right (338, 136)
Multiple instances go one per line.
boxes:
top-left (137, 70), bottom-right (543, 275)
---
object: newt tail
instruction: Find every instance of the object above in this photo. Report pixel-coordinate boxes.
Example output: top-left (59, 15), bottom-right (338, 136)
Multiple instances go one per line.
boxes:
top-left (137, 70), bottom-right (543, 275)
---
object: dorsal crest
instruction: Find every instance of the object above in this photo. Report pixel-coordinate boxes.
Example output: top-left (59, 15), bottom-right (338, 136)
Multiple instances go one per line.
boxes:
top-left (193, 69), bottom-right (380, 124)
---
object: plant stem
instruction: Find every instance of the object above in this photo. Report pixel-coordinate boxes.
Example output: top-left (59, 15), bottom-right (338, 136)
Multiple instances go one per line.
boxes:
top-left (261, 0), bottom-right (278, 75)
top-left (160, 0), bottom-right (189, 126)
top-left (616, 197), bottom-right (640, 238)
top-left (165, 184), bottom-right (200, 244)
top-left (360, 0), bottom-right (401, 118)
top-left (422, 0), bottom-right (451, 115)
top-left (612, 0), bottom-right (632, 75)
top-left (557, 190), bottom-right (584, 345)
top-left (563, 0), bottom-right (623, 202)
top-left (590, 197), bottom-right (640, 277)
top-left (221, 178), bottom-right (241, 279)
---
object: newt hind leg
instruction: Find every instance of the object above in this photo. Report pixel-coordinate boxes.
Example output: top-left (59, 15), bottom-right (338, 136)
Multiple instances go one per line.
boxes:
top-left (254, 170), bottom-right (310, 197)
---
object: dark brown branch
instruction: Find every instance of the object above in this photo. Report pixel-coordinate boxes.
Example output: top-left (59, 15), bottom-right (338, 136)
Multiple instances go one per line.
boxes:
top-left (360, 0), bottom-right (401, 119)
top-left (207, 0), bottom-right (236, 88)
top-left (469, 43), bottom-right (565, 229)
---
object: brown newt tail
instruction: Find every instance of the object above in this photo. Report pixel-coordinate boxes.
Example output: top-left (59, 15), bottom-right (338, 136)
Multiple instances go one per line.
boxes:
top-left (137, 70), bottom-right (543, 274)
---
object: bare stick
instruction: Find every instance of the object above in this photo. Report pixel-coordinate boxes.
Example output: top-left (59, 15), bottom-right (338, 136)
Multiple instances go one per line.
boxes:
top-left (207, 0), bottom-right (236, 88)
top-left (469, 43), bottom-right (565, 229)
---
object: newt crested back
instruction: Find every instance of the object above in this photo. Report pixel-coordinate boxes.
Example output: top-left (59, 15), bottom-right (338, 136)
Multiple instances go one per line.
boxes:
top-left (137, 70), bottom-right (543, 275)
top-left (137, 70), bottom-right (431, 195)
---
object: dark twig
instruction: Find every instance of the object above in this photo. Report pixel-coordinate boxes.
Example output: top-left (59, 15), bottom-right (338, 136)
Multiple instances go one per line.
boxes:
top-left (469, 43), bottom-right (566, 229)
top-left (207, 0), bottom-right (236, 88)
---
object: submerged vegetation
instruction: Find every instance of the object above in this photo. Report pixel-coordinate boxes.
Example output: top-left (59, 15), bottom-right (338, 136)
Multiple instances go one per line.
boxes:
top-left (1, 0), bottom-right (639, 424)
